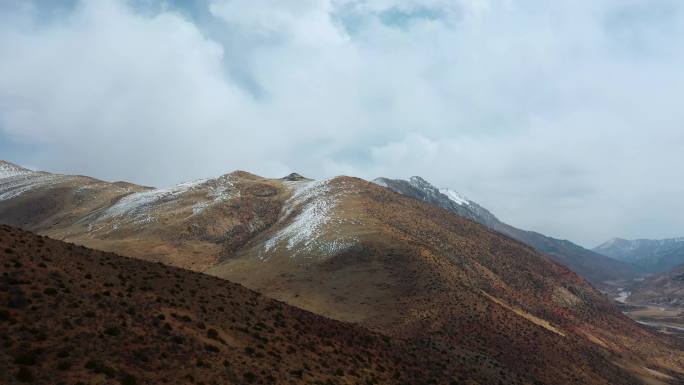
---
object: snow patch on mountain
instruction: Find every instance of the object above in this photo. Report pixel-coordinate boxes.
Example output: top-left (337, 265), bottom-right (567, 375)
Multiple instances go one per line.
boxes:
top-left (0, 162), bottom-right (33, 180)
top-left (264, 180), bottom-right (331, 253)
top-left (191, 177), bottom-right (241, 216)
top-left (192, 201), bottom-right (210, 215)
top-left (101, 179), bottom-right (208, 221)
top-left (0, 172), bottom-right (72, 202)
top-left (372, 179), bottom-right (388, 188)
top-left (263, 179), bottom-right (356, 259)
top-left (439, 188), bottom-right (470, 206)
top-left (94, 174), bottom-right (243, 227)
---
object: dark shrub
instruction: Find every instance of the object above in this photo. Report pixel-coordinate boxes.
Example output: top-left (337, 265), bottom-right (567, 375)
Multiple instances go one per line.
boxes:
top-left (16, 367), bottom-right (33, 383)
top-left (207, 328), bottom-right (219, 340)
top-left (43, 287), bottom-right (58, 296)
top-left (119, 372), bottom-right (137, 385)
top-left (14, 350), bottom-right (40, 366)
top-left (243, 372), bottom-right (257, 383)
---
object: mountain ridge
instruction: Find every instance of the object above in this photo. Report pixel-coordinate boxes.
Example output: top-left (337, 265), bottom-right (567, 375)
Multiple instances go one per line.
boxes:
top-left (1, 161), bottom-right (683, 384)
top-left (594, 237), bottom-right (684, 273)
top-left (372, 176), bottom-right (637, 284)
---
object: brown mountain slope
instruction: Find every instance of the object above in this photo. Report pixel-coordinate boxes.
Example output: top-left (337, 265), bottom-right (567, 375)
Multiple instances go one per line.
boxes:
top-left (2, 163), bottom-right (684, 384)
top-left (372, 176), bottom-right (637, 285)
top-left (0, 161), bottom-right (285, 271)
top-left (0, 224), bottom-right (531, 385)
top-left (208, 176), bottom-right (684, 385)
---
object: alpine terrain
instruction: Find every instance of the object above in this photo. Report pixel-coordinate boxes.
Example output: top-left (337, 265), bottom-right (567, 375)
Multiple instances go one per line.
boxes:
top-left (373, 176), bottom-right (637, 285)
top-left (1, 160), bottom-right (684, 384)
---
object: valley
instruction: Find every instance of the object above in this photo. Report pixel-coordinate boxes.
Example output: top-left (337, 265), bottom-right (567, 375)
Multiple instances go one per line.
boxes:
top-left (602, 276), bottom-right (684, 341)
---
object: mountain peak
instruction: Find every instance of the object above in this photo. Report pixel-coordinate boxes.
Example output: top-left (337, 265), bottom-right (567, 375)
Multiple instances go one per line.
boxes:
top-left (408, 175), bottom-right (436, 190)
top-left (0, 160), bottom-right (33, 179)
top-left (281, 172), bottom-right (309, 181)
top-left (597, 237), bottom-right (627, 248)
top-left (439, 188), bottom-right (470, 206)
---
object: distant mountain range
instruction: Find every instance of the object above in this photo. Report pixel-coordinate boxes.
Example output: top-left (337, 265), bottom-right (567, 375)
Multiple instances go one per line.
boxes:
top-left (2, 160), bottom-right (683, 384)
top-left (595, 238), bottom-right (684, 308)
top-left (594, 237), bottom-right (684, 273)
top-left (373, 176), bottom-right (637, 284)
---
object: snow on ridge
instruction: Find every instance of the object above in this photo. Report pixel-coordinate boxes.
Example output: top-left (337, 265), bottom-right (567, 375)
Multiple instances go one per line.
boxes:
top-left (263, 179), bottom-right (356, 259)
top-left (101, 178), bottom-right (209, 220)
top-left (98, 174), bottom-right (241, 223)
top-left (264, 179), bottom-right (330, 253)
top-left (0, 171), bottom-right (71, 202)
top-left (371, 178), bottom-right (388, 188)
top-left (439, 188), bottom-right (470, 206)
top-left (190, 176), bottom-right (240, 216)
top-left (0, 162), bottom-right (33, 180)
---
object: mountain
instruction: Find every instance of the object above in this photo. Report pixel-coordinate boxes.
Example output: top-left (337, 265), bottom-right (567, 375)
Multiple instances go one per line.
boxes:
top-left (2, 161), bottom-right (684, 384)
top-left (373, 176), bottom-right (637, 284)
top-left (0, 161), bottom-right (33, 179)
top-left (594, 237), bottom-right (684, 273)
top-left (372, 176), bottom-right (500, 227)
top-left (0, 224), bottom-right (519, 385)
top-left (629, 264), bottom-right (684, 307)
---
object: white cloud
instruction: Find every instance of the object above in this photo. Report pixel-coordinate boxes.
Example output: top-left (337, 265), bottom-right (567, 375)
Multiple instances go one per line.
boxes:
top-left (1, 0), bottom-right (683, 245)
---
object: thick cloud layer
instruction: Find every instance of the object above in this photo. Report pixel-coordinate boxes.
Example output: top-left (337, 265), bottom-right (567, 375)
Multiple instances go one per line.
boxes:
top-left (1, 0), bottom-right (683, 246)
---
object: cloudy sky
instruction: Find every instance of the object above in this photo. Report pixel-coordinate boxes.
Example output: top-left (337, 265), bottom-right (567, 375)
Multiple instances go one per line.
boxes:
top-left (1, 0), bottom-right (683, 247)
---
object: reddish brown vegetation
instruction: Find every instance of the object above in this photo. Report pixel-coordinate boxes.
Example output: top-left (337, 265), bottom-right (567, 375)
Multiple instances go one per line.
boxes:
top-left (0, 225), bottom-right (527, 385)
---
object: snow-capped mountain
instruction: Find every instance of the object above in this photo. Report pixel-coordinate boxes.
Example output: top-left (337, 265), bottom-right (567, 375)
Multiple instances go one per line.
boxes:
top-left (594, 237), bottom-right (684, 272)
top-left (373, 176), bottom-right (637, 284)
top-left (0, 160), bottom-right (33, 179)
top-left (373, 176), bottom-right (500, 227)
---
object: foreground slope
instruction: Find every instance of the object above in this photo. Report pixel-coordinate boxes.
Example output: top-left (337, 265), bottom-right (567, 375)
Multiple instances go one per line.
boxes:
top-left (373, 176), bottom-right (637, 284)
top-left (0, 225), bottom-right (527, 385)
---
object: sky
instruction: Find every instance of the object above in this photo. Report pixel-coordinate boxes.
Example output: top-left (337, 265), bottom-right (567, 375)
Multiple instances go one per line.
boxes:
top-left (0, 0), bottom-right (683, 247)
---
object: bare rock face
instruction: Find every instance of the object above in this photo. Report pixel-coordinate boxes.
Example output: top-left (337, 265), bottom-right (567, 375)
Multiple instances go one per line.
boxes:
top-left (281, 172), bottom-right (309, 181)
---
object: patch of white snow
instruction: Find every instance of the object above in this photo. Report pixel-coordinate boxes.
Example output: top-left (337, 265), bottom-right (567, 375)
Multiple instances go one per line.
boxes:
top-left (101, 179), bottom-right (208, 220)
top-left (0, 162), bottom-right (32, 179)
top-left (439, 188), bottom-right (470, 206)
top-left (262, 179), bottom-right (358, 260)
top-left (0, 172), bottom-right (71, 202)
